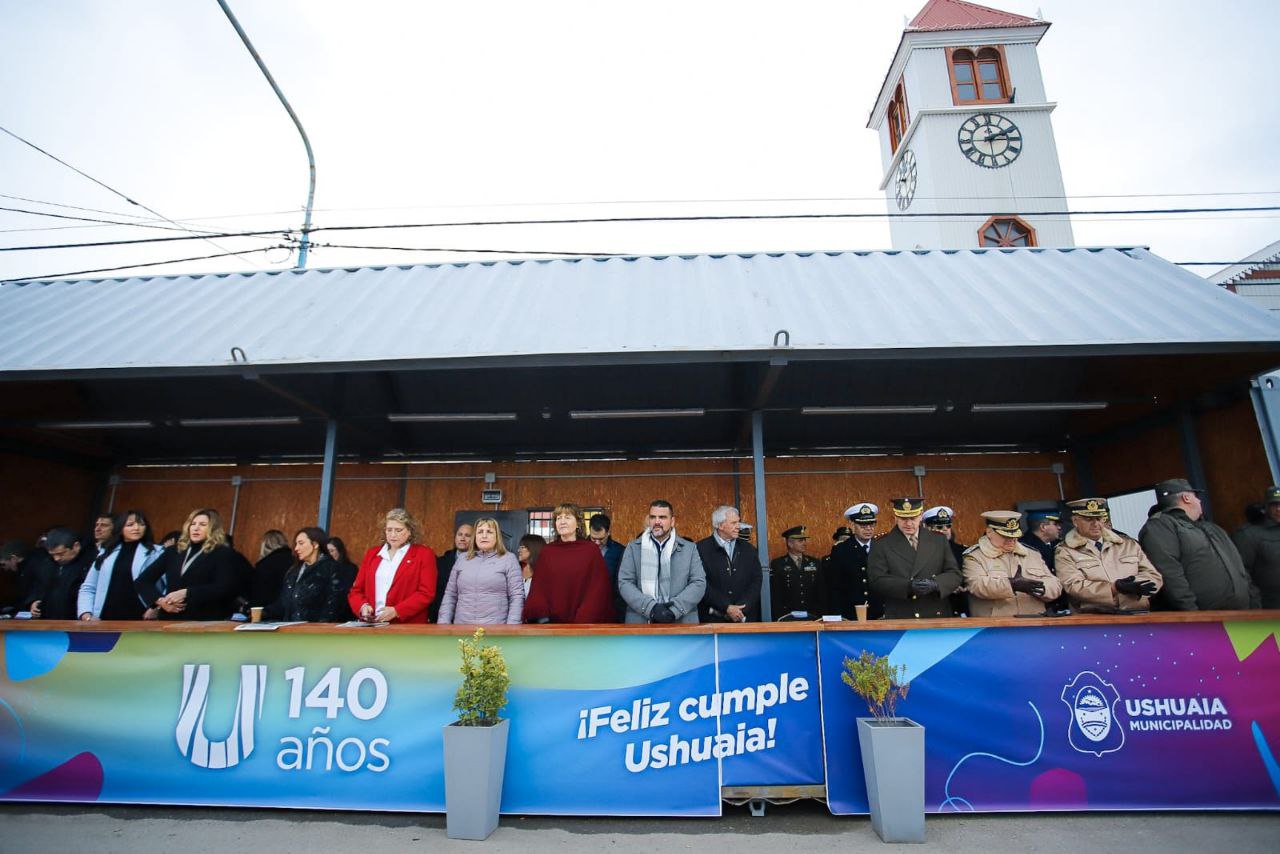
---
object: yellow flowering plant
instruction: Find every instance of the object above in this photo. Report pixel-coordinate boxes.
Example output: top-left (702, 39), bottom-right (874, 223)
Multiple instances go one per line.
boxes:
top-left (453, 628), bottom-right (511, 727)
top-left (841, 650), bottom-right (910, 721)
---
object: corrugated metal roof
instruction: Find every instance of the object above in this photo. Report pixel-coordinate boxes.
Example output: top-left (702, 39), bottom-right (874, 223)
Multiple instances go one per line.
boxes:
top-left (2, 247), bottom-right (1278, 378)
top-left (1210, 238), bottom-right (1280, 287)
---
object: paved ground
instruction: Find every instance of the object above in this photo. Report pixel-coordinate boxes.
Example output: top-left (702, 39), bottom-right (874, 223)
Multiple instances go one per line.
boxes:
top-left (2, 802), bottom-right (1277, 853)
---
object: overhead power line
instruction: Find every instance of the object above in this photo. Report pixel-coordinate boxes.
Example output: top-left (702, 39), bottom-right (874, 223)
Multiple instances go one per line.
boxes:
top-left (3, 204), bottom-right (1280, 254)
top-left (0, 204), bottom-right (255, 235)
top-left (2, 244), bottom-right (291, 283)
top-left (0, 122), bottom-right (265, 262)
top-left (313, 241), bottom-right (623, 257)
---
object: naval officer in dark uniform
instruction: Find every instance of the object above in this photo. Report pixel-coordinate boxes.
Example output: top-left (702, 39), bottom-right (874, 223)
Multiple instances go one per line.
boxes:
top-left (821, 502), bottom-right (881, 619)
top-left (769, 525), bottom-right (822, 618)
top-left (923, 505), bottom-right (969, 617)
top-left (868, 498), bottom-right (963, 619)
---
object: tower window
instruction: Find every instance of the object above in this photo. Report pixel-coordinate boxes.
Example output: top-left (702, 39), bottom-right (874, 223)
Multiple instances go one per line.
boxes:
top-left (948, 46), bottom-right (1011, 104)
top-left (887, 81), bottom-right (910, 152)
top-left (978, 216), bottom-right (1037, 248)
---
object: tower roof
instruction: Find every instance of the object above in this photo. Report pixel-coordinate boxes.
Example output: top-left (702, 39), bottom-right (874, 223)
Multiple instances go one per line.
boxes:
top-left (908, 0), bottom-right (1042, 32)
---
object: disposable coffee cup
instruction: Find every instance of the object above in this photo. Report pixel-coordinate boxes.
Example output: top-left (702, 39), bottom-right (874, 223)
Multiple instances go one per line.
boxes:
top-left (855, 604), bottom-right (869, 622)
top-left (250, 607), bottom-right (264, 623)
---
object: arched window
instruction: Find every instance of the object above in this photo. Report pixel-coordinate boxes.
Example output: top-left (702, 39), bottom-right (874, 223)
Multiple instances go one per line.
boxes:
top-left (949, 46), bottom-right (1010, 104)
top-left (887, 81), bottom-right (910, 152)
top-left (978, 216), bottom-right (1037, 248)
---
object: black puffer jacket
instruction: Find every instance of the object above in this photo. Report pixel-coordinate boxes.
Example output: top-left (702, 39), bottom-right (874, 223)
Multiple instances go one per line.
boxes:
top-left (262, 555), bottom-right (345, 622)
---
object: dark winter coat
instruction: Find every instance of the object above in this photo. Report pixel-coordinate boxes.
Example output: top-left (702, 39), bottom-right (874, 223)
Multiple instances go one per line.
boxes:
top-left (262, 555), bottom-right (345, 622)
top-left (696, 536), bottom-right (762, 622)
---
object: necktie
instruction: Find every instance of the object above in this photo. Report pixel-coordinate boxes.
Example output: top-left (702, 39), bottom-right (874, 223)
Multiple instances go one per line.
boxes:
top-left (1095, 541), bottom-right (1103, 553)
top-left (908, 535), bottom-right (918, 550)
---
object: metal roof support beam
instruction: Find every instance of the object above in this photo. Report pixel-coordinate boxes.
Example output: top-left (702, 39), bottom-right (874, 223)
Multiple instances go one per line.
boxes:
top-left (1249, 372), bottom-right (1280, 485)
top-left (1071, 444), bottom-right (1095, 498)
top-left (318, 419), bottom-right (338, 530)
top-left (1178, 409), bottom-right (1212, 521)
top-left (752, 410), bottom-right (773, 622)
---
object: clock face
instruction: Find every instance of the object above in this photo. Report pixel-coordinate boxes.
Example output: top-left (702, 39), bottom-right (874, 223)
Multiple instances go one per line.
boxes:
top-left (957, 112), bottom-right (1022, 168)
top-left (894, 150), bottom-right (917, 211)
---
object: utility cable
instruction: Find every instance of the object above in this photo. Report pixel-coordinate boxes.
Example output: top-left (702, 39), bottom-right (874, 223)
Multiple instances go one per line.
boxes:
top-left (0, 122), bottom-right (267, 262)
top-left (313, 241), bottom-right (623, 257)
top-left (2, 244), bottom-right (291, 283)
top-left (0, 204), bottom-right (256, 234)
top-left (4, 204), bottom-right (1280, 254)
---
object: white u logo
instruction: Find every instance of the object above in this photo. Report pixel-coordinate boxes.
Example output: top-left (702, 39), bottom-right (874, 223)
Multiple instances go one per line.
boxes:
top-left (176, 664), bottom-right (267, 769)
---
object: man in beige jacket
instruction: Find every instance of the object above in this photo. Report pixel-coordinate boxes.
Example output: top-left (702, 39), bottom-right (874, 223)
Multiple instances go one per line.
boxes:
top-left (1057, 497), bottom-right (1162, 610)
top-left (963, 511), bottom-right (1062, 617)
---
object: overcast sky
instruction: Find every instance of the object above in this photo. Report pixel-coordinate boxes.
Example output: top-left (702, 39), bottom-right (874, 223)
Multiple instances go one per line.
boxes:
top-left (1, 0), bottom-right (1277, 283)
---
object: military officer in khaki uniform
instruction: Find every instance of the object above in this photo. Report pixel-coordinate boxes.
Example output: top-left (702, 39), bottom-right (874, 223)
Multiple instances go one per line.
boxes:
top-left (962, 511), bottom-right (1062, 617)
top-left (1057, 497), bottom-right (1162, 610)
top-left (868, 498), bottom-right (963, 619)
top-left (769, 526), bottom-right (822, 617)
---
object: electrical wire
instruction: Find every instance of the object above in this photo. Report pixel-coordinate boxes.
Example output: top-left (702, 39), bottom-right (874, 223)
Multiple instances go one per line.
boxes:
top-left (4, 204), bottom-right (1280, 254)
top-left (313, 241), bottom-right (623, 257)
top-left (7, 188), bottom-right (1280, 232)
top-left (0, 204), bottom-right (253, 234)
top-left (0, 123), bottom-right (268, 262)
top-left (0, 191), bottom-right (146, 219)
top-left (1, 244), bottom-right (291, 283)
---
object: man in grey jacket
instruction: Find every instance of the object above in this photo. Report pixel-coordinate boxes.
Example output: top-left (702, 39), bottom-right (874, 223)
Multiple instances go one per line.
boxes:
top-left (618, 500), bottom-right (707, 624)
top-left (1139, 478), bottom-right (1259, 611)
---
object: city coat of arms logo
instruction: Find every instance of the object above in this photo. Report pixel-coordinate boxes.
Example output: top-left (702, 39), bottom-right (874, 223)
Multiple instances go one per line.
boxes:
top-left (1060, 670), bottom-right (1125, 756)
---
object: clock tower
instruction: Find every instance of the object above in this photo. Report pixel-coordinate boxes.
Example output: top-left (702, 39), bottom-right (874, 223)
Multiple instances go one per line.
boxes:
top-left (870, 0), bottom-right (1074, 249)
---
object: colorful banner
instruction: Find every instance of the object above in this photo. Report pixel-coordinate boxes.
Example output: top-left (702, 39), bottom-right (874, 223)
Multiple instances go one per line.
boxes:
top-left (819, 621), bottom-right (1280, 813)
top-left (4, 622), bottom-right (1277, 815)
top-left (0, 627), bottom-right (824, 815)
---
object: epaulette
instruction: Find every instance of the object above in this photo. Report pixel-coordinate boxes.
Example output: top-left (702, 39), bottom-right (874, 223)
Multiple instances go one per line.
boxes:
top-left (962, 544), bottom-right (980, 556)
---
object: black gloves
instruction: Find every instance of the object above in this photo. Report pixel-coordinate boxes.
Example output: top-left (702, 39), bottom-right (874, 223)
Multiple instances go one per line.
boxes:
top-left (1010, 568), bottom-right (1046, 598)
top-left (649, 602), bottom-right (677, 624)
top-left (910, 578), bottom-right (939, 596)
top-left (1115, 576), bottom-right (1158, 597)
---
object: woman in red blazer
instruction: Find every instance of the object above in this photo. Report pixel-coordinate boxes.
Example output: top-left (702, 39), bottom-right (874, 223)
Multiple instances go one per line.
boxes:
top-left (347, 508), bottom-right (438, 623)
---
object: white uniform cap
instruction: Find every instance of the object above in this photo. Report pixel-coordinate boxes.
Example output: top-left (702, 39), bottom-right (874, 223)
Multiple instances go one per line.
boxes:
top-left (844, 503), bottom-right (879, 522)
top-left (922, 505), bottom-right (955, 522)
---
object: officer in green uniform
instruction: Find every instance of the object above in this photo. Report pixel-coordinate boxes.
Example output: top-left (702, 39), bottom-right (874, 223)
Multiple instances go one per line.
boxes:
top-left (868, 498), bottom-right (963, 619)
top-left (1231, 485), bottom-right (1280, 608)
top-left (769, 525), bottom-right (822, 618)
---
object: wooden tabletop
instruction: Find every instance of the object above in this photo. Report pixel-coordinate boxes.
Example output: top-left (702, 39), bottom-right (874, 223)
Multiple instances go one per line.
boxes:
top-left (2, 610), bottom-right (1275, 636)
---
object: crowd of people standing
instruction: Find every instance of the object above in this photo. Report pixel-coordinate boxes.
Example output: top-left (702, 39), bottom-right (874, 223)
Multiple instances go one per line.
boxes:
top-left (1, 476), bottom-right (1275, 628)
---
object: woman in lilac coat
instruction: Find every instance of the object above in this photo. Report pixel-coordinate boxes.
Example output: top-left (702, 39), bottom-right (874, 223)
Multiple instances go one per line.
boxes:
top-left (437, 517), bottom-right (524, 625)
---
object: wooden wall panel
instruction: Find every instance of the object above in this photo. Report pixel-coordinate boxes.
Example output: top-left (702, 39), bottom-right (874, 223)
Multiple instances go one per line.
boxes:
top-left (1087, 401), bottom-right (1269, 529)
top-left (0, 453), bottom-right (100, 543)
top-left (756, 454), bottom-right (1073, 560)
top-left (1198, 399), bottom-right (1271, 530)
top-left (328, 464), bottom-right (402, 560)
top-left (111, 468), bottom-right (238, 546)
top-left (1090, 423), bottom-right (1183, 499)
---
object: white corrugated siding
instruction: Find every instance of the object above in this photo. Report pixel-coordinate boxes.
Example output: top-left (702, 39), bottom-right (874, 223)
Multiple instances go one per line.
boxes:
top-left (1, 248), bottom-right (1278, 375)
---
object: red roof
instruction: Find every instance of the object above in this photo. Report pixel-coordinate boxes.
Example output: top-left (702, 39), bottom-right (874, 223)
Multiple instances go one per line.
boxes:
top-left (908, 0), bottom-right (1042, 31)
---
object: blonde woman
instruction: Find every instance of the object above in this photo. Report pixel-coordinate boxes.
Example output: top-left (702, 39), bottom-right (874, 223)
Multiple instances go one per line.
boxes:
top-left (135, 508), bottom-right (240, 620)
top-left (438, 517), bottom-right (524, 625)
top-left (347, 508), bottom-right (438, 623)
top-left (523, 502), bottom-right (614, 623)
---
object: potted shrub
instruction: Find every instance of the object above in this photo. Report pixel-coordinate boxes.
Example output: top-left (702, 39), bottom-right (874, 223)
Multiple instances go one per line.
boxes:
top-left (443, 628), bottom-right (512, 840)
top-left (842, 650), bottom-right (924, 843)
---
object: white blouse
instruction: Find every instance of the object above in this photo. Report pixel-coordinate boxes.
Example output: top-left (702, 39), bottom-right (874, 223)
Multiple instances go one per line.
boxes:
top-left (374, 543), bottom-right (408, 611)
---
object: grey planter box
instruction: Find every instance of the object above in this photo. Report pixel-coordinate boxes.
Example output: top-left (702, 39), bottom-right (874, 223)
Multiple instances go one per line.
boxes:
top-left (856, 717), bottom-right (925, 843)
top-left (443, 718), bottom-right (510, 840)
